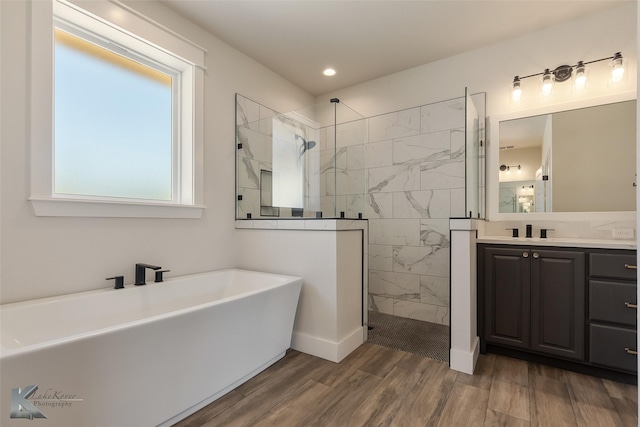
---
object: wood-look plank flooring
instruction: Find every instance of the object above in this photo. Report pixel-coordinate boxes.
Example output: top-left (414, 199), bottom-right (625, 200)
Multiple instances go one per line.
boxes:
top-left (173, 343), bottom-right (638, 427)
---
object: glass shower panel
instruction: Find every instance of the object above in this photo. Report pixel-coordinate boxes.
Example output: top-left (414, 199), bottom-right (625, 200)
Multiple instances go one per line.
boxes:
top-left (236, 95), bottom-right (277, 219)
top-left (464, 88), bottom-right (485, 218)
top-left (235, 94), bottom-right (365, 219)
top-left (272, 111), bottom-right (320, 210)
top-left (331, 101), bottom-right (366, 218)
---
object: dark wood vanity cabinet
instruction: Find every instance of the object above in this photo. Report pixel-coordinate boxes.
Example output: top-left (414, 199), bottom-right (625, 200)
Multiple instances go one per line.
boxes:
top-left (480, 244), bottom-right (638, 377)
top-left (480, 245), bottom-right (585, 361)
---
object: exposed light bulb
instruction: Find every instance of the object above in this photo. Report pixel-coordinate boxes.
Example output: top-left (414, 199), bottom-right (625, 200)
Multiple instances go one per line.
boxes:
top-left (612, 67), bottom-right (624, 81)
top-left (517, 165), bottom-right (522, 174)
top-left (610, 52), bottom-right (624, 83)
top-left (511, 76), bottom-right (522, 102)
top-left (506, 166), bottom-right (511, 175)
top-left (574, 61), bottom-right (587, 90)
top-left (541, 69), bottom-right (554, 97)
top-left (323, 68), bottom-right (336, 77)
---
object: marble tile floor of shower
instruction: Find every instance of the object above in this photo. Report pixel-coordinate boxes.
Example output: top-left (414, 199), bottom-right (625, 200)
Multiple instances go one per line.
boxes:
top-left (173, 342), bottom-right (637, 427)
top-left (366, 310), bottom-right (449, 362)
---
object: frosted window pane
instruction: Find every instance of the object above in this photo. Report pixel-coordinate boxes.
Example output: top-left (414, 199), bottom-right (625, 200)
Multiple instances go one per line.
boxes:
top-left (54, 30), bottom-right (173, 201)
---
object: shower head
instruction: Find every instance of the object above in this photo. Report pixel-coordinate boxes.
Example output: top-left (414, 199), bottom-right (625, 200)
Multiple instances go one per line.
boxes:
top-left (295, 134), bottom-right (317, 157)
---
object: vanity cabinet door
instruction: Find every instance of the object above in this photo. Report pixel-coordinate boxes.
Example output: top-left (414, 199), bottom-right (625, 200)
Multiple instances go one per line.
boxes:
top-left (483, 247), bottom-right (531, 349)
top-left (530, 250), bottom-right (585, 361)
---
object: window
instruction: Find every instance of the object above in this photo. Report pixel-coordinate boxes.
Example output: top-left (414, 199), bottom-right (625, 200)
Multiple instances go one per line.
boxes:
top-left (30, 0), bottom-right (205, 217)
top-left (54, 26), bottom-right (175, 201)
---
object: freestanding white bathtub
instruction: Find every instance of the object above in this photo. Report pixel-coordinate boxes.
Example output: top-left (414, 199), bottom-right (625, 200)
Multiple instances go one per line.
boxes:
top-left (0, 269), bottom-right (302, 427)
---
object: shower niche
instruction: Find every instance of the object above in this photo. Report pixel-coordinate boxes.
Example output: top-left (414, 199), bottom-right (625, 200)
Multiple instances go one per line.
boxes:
top-left (236, 94), bottom-right (366, 219)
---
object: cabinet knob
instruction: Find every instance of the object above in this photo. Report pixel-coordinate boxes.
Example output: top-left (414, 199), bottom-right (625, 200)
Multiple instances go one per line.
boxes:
top-left (532, 252), bottom-right (539, 259)
top-left (624, 302), bottom-right (638, 309)
top-left (625, 347), bottom-right (638, 356)
top-left (522, 252), bottom-right (529, 258)
top-left (624, 264), bottom-right (637, 270)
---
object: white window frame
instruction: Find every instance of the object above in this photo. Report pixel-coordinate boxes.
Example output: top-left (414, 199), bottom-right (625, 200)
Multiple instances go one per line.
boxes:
top-left (29, 0), bottom-right (205, 218)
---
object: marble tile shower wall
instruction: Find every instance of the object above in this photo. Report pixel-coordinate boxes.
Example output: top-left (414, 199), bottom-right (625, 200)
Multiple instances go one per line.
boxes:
top-left (367, 94), bottom-right (485, 326)
top-left (318, 122), bottom-right (367, 218)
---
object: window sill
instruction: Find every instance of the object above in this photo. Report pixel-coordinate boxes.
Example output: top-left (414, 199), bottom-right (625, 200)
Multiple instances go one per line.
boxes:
top-left (29, 197), bottom-right (205, 218)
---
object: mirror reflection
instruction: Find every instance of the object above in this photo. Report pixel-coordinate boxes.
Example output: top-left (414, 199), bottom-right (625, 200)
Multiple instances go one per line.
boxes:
top-left (498, 100), bottom-right (636, 213)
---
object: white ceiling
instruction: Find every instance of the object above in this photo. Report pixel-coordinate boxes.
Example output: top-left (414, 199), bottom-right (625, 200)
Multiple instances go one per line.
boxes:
top-left (160, 0), bottom-right (630, 96)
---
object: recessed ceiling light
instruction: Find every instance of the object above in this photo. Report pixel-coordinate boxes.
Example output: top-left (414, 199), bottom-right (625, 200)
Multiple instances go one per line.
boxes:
top-left (323, 68), bottom-right (336, 77)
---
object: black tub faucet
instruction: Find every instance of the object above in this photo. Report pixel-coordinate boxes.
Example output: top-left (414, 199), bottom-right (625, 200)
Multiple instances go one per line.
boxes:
top-left (525, 224), bottom-right (533, 238)
top-left (135, 263), bottom-right (162, 286)
top-left (106, 276), bottom-right (125, 289)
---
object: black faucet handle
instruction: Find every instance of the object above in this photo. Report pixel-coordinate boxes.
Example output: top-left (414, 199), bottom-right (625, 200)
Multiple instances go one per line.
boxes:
top-left (154, 270), bottom-right (170, 283)
top-left (506, 228), bottom-right (519, 238)
top-left (106, 276), bottom-right (125, 289)
top-left (540, 228), bottom-right (555, 239)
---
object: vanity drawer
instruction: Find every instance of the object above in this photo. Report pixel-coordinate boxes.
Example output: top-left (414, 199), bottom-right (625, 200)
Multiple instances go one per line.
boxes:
top-left (589, 253), bottom-right (637, 280)
top-left (590, 324), bottom-right (637, 373)
top-left (589, 280), bottom-right (637, 327)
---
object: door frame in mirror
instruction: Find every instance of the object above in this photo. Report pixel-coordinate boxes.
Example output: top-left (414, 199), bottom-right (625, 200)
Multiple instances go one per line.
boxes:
top-left (488, 90), bottom-right (637, 221)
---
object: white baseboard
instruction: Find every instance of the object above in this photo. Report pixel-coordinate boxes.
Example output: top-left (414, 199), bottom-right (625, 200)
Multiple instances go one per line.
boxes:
top-left (292, 326), bottom-right (364, 363)
top-left (449, 336), bottom-right (480, 375)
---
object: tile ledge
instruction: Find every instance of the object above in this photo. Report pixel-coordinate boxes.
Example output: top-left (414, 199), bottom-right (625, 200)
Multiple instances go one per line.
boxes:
top-left (235, 219), bottom-right (367, 231)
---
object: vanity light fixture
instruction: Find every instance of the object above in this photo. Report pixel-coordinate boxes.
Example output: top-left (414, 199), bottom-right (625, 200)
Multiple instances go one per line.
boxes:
top-left (499, 164), bottom-right (521, 174)
top-left (510, 52), bottom-right (624, 101)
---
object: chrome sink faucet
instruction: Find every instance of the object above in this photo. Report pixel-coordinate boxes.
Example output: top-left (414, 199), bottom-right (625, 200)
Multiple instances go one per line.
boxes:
top-left (135, 263), bottom-right (162, 286)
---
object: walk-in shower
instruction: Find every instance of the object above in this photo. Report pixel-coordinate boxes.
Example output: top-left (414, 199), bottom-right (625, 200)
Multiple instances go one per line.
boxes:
top-left (236, 95), bottom-right (366, 219)
top-left (236, 90), bottom-right (487, 357)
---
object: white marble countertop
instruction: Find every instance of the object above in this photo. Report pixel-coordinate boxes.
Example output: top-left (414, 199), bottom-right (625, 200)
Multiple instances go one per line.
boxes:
top-left (477, 235), bottom-right (637, 250)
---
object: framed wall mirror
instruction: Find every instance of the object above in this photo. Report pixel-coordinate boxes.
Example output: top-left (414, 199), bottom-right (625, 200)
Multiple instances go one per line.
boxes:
top-left (488, 92), bottom-right (637, 220)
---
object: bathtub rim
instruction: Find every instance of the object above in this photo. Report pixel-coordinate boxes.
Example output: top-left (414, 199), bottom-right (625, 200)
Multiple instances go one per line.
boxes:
top-left (1, 268), bottom-right (303, 359)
